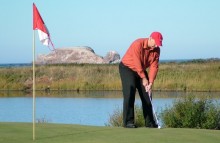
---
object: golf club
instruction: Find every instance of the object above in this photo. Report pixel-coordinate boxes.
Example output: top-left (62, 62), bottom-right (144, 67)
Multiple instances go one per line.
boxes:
top-left (148, 90), bottom-right (161, 129)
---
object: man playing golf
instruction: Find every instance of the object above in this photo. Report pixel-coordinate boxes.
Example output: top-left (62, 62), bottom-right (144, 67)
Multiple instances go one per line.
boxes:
top-left (119, 31), bottom-right (163, 128)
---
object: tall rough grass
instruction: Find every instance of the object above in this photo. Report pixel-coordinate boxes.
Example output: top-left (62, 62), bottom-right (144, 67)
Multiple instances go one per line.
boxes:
top-left (0, 61), bottom-right (219, 92)
top-left (154, 61), bottom-right (220, 91)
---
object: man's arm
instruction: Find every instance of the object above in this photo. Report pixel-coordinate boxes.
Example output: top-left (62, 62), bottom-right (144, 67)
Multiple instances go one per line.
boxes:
top-left (132, 43), bottom-right (146, 79)
top-left (146, 48), bottom-right (160, 91)
top-left (148, 48), bottom-right (160, 83)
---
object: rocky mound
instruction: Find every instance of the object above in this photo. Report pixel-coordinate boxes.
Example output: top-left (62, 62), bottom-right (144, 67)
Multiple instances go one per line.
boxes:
top-left (36, 46), bottom-right (120, 64)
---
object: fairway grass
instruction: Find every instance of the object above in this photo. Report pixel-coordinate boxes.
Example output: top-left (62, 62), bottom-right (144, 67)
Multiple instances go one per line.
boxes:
top-left (0, 123), bottom-right (219, 143)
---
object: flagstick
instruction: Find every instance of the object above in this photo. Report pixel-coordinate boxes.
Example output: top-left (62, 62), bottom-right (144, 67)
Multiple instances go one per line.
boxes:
top-left (32, 30), bottom-right (36, 141)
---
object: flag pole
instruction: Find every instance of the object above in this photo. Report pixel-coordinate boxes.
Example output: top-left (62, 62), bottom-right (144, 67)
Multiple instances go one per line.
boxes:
top-left (32, 30), bottom-right (36, 141)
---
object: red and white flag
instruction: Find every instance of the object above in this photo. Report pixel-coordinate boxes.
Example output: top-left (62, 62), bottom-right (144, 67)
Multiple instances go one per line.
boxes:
top-left (33, 3), bottom-right (55, 49)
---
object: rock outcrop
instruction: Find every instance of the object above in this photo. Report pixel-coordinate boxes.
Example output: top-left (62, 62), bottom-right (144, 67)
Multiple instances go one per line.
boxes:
top-left (103, 51), bottom-right (121, 64)
top-left (36, 46), bottom-right (120, 64)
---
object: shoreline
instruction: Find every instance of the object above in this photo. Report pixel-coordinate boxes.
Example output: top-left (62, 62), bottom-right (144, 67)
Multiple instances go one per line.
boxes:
top-left (1, 89), bottom-right (220, 92)
top-left (1, 89), bottom-right (220, 98)
top-left (0, 58), bottom-right (219, 67)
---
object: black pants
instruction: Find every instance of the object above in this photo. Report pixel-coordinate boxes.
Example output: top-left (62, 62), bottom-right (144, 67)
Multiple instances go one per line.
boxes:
top-left (119, 62), bottom-right (156, 126)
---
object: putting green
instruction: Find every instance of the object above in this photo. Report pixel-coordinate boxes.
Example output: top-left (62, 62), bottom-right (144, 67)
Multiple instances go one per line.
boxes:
top-left (0, 122), bottom-right (219, 143)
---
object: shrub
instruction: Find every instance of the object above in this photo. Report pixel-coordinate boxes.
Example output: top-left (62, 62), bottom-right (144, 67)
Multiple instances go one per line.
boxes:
top-left (106, 105), bottom-right (145, 127)
top-left (106, 106), bottom-right (123, 127)
top-left (36, 115), bottom-right (51, 123)
top-left (160, 95), bottom-right (220, 129)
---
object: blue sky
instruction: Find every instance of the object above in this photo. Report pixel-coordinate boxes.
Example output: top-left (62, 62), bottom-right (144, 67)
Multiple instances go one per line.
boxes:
top-left (0, 0), bottom-right (219, 63)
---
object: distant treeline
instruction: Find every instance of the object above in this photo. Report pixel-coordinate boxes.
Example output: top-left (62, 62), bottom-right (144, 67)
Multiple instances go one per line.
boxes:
top-left (0, 60), bottom-right (220, 92)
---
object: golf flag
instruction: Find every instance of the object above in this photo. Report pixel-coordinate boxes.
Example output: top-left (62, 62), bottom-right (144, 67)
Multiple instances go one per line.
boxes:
top-left (32, 3), bottom-right (55, 140)
top-left (33, 3), bottom-right (54, 49)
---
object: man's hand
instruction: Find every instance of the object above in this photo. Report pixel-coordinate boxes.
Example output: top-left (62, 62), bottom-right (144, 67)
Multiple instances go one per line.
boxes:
top-left (145, 82), bottom-right (153, 92)
top-left (142, 78), bottom-right (148, 87)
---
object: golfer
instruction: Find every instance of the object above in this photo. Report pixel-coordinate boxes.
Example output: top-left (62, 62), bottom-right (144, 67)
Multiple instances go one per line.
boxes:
top-left (119, 32), bottom-right (163, 128)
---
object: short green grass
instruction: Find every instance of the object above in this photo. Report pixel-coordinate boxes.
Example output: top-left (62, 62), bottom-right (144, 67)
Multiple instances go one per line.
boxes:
top-left (0, 122), bottom-right (219, 143)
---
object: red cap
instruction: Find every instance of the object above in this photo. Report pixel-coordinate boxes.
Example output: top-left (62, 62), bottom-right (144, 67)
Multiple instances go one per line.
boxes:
top-left (150, 32), bottom-right (163, 46)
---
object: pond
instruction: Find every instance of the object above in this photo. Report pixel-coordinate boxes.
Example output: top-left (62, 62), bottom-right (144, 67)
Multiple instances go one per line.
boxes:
top-left (0, 91), bottom-right (219, 126)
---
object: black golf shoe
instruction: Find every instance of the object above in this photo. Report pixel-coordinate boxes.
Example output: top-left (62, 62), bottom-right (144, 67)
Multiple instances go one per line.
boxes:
top-left (125, 124), bottom-right (137, 128)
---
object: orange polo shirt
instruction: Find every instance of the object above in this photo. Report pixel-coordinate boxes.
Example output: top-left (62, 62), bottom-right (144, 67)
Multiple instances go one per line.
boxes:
top-left (121, 38), bottom-right (160, 83)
